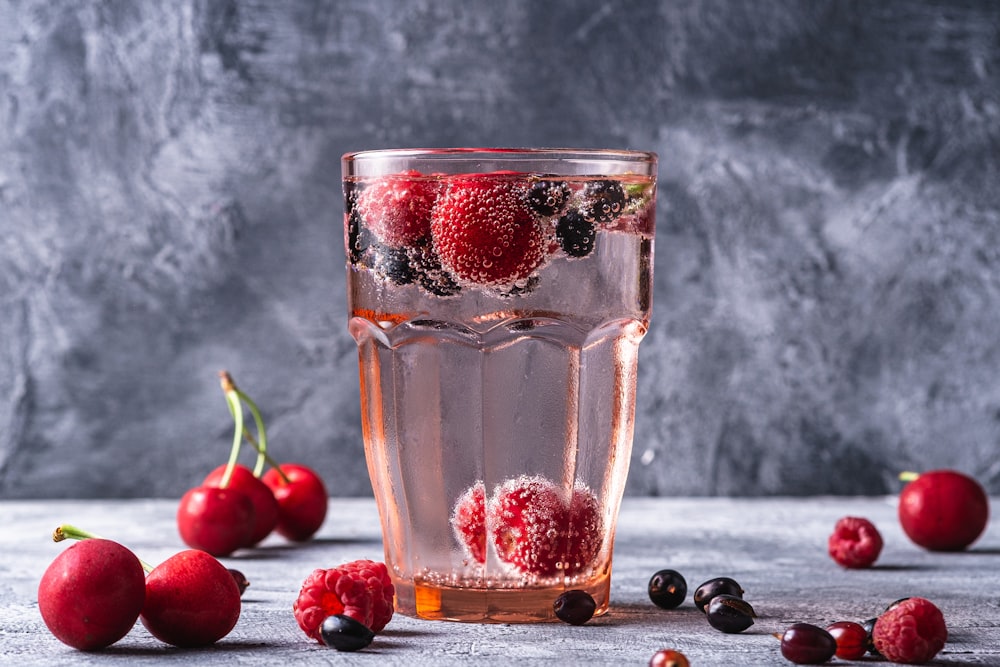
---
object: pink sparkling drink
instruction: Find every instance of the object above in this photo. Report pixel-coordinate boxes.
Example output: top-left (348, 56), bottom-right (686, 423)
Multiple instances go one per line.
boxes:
top-left (342, 148), bottom-right (657, 622)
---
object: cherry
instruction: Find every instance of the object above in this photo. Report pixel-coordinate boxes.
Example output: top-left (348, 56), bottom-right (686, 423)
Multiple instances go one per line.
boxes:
top-left (176, 485), bottom-right (254, 557)
top-left (141, 549), bottom-right (242, 648)
top-left (228, 568), bottom-right (250, 596)
top-left (220, 371), bottom-right (329, 542)
top-left (262, 463), bottom-right (329, 541)
top-left (779, 622), bottom-right (837, 664)
top-left (38, 530), bottom-right (146, 650)
top-left (204, 463), bottom-right (279, 546)
top-left (825, 620), bottom-right (868, 660)
top-left (898, 469), bottom-right (989, 551)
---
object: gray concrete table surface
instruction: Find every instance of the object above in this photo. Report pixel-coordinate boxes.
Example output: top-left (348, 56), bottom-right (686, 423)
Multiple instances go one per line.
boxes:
top-left (1, 497), bottom-right (997, 666)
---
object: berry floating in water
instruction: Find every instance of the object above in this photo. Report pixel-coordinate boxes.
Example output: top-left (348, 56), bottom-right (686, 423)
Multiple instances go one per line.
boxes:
top-left (553, 590), bottom-right (597, 625)
top-left (648, 569), bottom-right (687, 609)
top-left (528, 179), bottom-right (571, 216)
top-left (580, 180), bottom-right (626, 223)
top-left (556, 210), bottom-right (597, 258)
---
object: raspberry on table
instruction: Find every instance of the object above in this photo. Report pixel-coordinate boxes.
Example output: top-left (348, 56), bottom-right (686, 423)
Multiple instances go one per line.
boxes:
top-left (872, 597), bottom-right (947, 664)
top-left (292, 560), bottom-right (394, 642)
top-left (451, 481), bottom-right (487, 564)
top-left (828, 516), bottom-right (883, 568)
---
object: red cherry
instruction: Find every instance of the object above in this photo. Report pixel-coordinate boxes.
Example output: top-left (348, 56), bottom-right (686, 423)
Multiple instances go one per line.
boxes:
top-left (262, 463), bottom-right (328, 541)
top-left (140, 549), bottom-right (241, 648)
top-left (38, 538), bottom-right (146, 650)
top-left (203, 464), bottom-right (279, 546)
top-left (898, 469), bottom-right (989, 551)
top-left (176, 485), bottom-right (255, 556)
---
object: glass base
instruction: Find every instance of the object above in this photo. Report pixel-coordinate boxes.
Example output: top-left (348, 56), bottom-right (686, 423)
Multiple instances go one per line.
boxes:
top-left (392, 573), bottom-right (612, 623)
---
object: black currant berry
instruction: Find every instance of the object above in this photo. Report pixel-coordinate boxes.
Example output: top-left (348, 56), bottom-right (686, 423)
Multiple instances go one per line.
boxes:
top-left (693, 577), bottom-right (744, 613)
top-left (580, 180), bottom-right (626, 223)
top-left (780, 622), bottom-right (838, 664)
top-left (371, 243), bottom-right (414, 285)
top-left (408, 244), bottom-right (461, 297)
top-left (556, 211), bottom-right (596, 258)
top-left (528, 179), bottom-right (572, 216)
top-left (861, 617), bottom-right (882, 656)
top-left (705, 594), bottom-right (756, 634)
top-left (648, 569), bottom-right (687, 610)
top-left (320, 614), bottom-right (375, 652)
top-left (553, 590), bottom-right (597, 625)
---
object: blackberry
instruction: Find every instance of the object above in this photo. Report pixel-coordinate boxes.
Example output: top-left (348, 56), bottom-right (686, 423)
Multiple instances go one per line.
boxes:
top-left (528, 179), bottom-right (571, 216)
top-left (556, 211), bottom-right (596, 258)
top-left (371, 243), bottom-right (414, 285)
top-left (580, 180), bottom-right (626, 224)
top-left (409, 243), bottom-right (462, 297)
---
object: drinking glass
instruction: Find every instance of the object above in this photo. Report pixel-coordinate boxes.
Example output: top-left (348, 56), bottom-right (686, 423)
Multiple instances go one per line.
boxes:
top-left (342, 148), bottom-right (657, 622)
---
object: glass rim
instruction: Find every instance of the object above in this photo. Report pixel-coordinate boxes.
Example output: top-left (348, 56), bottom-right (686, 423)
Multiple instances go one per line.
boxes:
top-left (343, 147), bottom-right (657, 162)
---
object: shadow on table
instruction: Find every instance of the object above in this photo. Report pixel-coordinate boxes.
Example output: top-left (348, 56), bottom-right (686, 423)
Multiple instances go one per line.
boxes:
top-left (223, 535), bottom-right (384, 560)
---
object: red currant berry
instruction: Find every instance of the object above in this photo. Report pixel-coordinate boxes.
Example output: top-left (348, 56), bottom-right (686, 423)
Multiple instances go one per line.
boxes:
top-left (780, 622), bottom-right (837, 664)
top-left (825, 620), bottom-right (868, 660)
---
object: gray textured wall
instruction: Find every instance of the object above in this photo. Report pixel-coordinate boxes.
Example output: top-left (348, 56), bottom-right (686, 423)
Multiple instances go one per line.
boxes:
top-left (2, 0), bottom-right (999, 499)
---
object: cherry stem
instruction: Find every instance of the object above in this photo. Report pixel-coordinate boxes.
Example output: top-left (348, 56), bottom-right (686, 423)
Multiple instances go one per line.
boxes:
top-left (53, 524), bottom-right (155, 572)
top-left (899, 471), bottom-right (921, 482)
top-left (241, 428), bottom-right (291, 485)
top-left (219, 371), bottom-right (245, 488)
top-left (233, 386), bottom-right (269, 478)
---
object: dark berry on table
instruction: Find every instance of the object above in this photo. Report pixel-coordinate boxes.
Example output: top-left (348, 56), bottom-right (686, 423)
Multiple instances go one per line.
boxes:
top-left (227, 568), bottom-right (250, 596)
top-left (861, 617), bottom-right (882, 656)
top-left (320, 614), bottom-right (375, 652)
top-left (649, 648), bottom-right (690, 667)
top-left (780, 622), bottom-right (837, 664)
top-left (825, 620), bottom-right (868, 660)
top-left (705, 594), bottom-right (755, 634)
top-left (371, 243), bottom-right (415, 285)
top-left (556, 211), bottom-right (597, 258)
top-left (553, 590), bottom-right (597, 625)
top-left (580, 179), bottom-right (626, 223)
top-left (528, 179), bottom-right (572, 216)
top-left (693, 576), bottom-right (744, 612)
top-left (648, 569), bottom-right (687, 609)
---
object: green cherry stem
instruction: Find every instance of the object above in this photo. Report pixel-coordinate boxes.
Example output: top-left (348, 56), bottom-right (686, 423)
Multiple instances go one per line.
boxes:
top-left (53, 524), bottom-right (155, 572)
top-left (240, 428), bottom-right (291, 485)
top-left (233, 386), bottom-right (269, 478)
top-left (218, 371), bottom-right (245, 489)
top-left (899, 471), bottom-right (921, 482)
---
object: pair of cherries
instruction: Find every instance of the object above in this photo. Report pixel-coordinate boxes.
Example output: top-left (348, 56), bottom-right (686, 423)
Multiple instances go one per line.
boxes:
top-left (176, 372), bottom-right (328, 556)
top-left (39, 526), bottom-right (242, 650)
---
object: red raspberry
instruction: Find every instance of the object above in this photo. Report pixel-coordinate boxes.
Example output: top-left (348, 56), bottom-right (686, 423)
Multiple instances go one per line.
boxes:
top-left (828, 516), bottom-right (883, 568)
top-left (872, 597), bottom-right (947, 664)
top-left (451, 481), bottom-right (487, 564)
top-left (487, 476), bottom-right (603, 576)
top-left (566, 484), bottom-right (603, 574)
top-left (430, 174), bottom-right (547, 287)
top-left (357, 170), bottom-right (438, 248)
top-left (292, 559), bottom-right (394, 642)
top-left (489, 475), bottom-right (567, 575)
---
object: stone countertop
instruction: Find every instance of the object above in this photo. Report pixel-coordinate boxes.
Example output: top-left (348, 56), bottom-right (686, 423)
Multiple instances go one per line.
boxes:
top-left (1, 497), bottom-right (997, 666)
